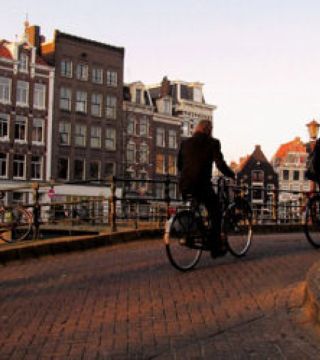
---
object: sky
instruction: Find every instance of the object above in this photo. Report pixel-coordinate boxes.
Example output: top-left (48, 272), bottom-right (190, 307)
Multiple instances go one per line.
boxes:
top-left (2, 0), bottom-right (320, 162)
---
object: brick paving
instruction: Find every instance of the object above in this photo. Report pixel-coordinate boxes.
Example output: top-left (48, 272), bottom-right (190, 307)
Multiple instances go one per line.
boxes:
top-left (1, 233), bottom-right (320, 359)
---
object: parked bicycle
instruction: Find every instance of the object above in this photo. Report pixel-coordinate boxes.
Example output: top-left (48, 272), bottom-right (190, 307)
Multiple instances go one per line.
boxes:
top-left (164, 177), bottom-right (253, 271)
top-left (304, 191), bottom-right (320, 248)
top-left (0, 191), bottom-right (33, 243)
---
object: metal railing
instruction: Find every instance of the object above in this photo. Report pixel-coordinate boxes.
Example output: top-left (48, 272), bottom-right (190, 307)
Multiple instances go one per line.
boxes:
top-left (0, 176), bottom-right (315, 242)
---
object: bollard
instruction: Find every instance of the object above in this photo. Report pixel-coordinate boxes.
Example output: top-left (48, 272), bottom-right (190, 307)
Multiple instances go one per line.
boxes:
top-left (32, 182), bottom-right (40, 239)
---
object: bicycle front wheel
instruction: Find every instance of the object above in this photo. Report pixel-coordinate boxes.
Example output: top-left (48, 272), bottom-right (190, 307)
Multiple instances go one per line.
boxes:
top-left (164, 210), bottom-right (203, 271)
top-left (304, 195), bottom-right (320, 248)
top-left (223, 200), bottom-right (252, 257)
top-left (0, 207), bottom-right (32, 243)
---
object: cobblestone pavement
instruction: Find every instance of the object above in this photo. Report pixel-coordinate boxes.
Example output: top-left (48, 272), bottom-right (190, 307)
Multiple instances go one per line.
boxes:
top-left (1, 233), bottom-right (320, 359)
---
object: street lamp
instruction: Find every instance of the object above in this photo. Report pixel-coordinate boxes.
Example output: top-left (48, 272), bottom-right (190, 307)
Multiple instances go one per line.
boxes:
top-left (306, 119), bottom-right (320, 142)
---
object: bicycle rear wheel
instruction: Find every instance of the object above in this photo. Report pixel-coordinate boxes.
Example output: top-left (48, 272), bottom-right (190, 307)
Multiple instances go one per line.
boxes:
top-left (164, 210), bottom-right (203, 271)
top-left (223, 200), bottom-right (252, 257)
top-left (304, 195), bottom-right (320, 248)
top-left (0, 207), bottom-right (32, 243)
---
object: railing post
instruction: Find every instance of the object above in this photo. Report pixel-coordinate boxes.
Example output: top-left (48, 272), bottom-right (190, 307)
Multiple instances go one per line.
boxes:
top-left (32, 182), bottom-right (40, 240)
top-left (164, 174), bottom-right (171, 220)
top-left (109, 176), bottom-right (117, 232)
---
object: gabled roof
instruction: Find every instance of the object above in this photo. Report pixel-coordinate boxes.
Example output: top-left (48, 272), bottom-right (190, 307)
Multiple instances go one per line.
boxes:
top-left (0, 41), bottom-right (12, 59)
top-left (273, 137), bottom-right (306, 160)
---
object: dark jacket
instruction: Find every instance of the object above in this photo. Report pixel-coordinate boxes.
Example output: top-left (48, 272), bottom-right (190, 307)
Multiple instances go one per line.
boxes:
top-left (177, 132), bottom-right (235, 193)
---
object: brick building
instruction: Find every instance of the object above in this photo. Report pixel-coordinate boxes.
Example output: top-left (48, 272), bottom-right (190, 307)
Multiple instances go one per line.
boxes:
top-left (0, 24), bottom-right (53, 203)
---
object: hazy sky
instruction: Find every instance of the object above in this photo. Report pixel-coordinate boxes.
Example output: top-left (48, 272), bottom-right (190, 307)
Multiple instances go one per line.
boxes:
top-left (2, 0), bottom-right (320, 162)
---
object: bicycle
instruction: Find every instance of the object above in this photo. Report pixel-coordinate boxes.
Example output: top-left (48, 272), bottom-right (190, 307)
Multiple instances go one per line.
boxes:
top-left (0, 191), bottom-right (33, 243)
top-left (304, 191), bottom-right (320, 248)
top-left (164, 177), bottom-right (253, 271)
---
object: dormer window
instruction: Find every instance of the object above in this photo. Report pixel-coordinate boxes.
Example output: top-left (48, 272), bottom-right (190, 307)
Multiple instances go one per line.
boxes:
top-left (136, 89), bottom-right (142, 104)
top-left (193, 87), bottom-right (202, 102)
top-left (19, 53), bottom-right (28, 73)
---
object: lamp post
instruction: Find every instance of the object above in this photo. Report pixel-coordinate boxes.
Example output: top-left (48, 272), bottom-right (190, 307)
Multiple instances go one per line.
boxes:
top-left (306, 119), bottom-right (320, 192)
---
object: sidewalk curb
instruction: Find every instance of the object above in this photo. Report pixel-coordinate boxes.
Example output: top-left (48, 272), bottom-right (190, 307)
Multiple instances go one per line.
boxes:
top-left (0, 228), bottom-right (163, 263)
top-left (305, 260), bottom-right (320, 325)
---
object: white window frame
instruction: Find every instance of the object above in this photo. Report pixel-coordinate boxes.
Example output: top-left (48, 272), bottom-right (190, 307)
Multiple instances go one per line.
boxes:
top-left (19, 53), bottom-right (28, 73)
top-left (13, 154), bottom-right (26, 179)
top-left (168, 130), bottom-right (177, 149)
top-left (32, 118), bottom-right (45, 144)
top-left (168, 154), bottom-right (177, 175)
top-left (60, 87), bottom-right (72, 111)
top-left (14, 115), bottom-right (27, 143)
top-left (59, 121), bottom-right (71, 145)
top-left (140, 117), bottom-right (148, 136)
top-left (0, 113), bottom-right (9, 141)
top-left (92, 67), bottom-right (103, 84)
top-left (106, 70), bottom-right (117, 87)
top-left (75, 91), bottom-right (87, 113)
top-left (0, 77), bottom-right (11, 104)
top-left (0, 153), bottom-right (8, 178)
top-left (31, 155), bottom-right (43, 180)
top-left (75, 124), bottom-right (87, 147)
top-left (156, 153), bottom-right (165, 174)
top-left (61, 59), bottom-right (73, 78)
top-left (33, 83), bottom-right (46, 110)
top-left (105, 127), bottom-right (116, 150)
top-left (90, 126), bottom-right (101, 148)
top-left (156, 128), bottom-right (165, 147)
top-left (105, 95), bottom-right (117, 119)
top-left (139, 143), bottom-right (149, 164)
top-left (76, 63), bottom-right (89, 81)
top-left (126, 142), bottom-right (136, 164)
top-left (16, 81), bottom-right (29, 107)
top-left (91, 93), bottom-right (102, 117)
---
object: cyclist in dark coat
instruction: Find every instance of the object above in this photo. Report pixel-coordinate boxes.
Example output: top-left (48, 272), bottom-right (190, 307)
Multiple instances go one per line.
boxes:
top-left (177, 119), bottom-right (235, 257)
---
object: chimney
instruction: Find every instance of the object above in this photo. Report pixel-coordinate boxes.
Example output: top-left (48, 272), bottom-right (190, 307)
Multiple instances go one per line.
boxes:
top-left (25, 25), bottom-right (41, 55)
top-left (160, 76), bottom-right (170, 97)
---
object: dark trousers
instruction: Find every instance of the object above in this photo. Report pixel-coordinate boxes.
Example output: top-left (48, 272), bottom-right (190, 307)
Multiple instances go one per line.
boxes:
top-left (183, 186), bottom-right (222, 248)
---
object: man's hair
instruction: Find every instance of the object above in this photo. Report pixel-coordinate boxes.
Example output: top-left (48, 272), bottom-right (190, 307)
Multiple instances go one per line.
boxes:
top-left (194, 120), bottom-right (212, 136)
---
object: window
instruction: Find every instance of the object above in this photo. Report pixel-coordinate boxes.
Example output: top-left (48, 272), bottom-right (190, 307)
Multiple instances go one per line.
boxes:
top-left (168, 130), bottom-right (177, 149)
top-left (89, 161), bottom-right (100, 179)
top-left (90, 126), bottom-right (101, 148)
top-left (293, 170), bottom-right (300, 181)
top-left (252, 186), bottom-right (263, 201)
top-left (0, 113), bottom-right (9, 140)
top-left (169, 183), bottom-right (177, 200)
top-left (140, 117), bottom-right (148, 136)
top-left (136, 89), bottom-right (141, 104)
top-left (74, 159), bottom-right (85, 181)
top-left (106, 70), bottom-right (117, 87)
top-left (33, 83), bottom-right (46, 109)
top-left (139, 144), bottom-right (149, 164)
top-left (182, 121), bottom-right (189, 136)
top-left (168, 155), bottom-right (177, 175)
top-left (0, 77), bottom-right (11, 103)
top-left (156, 153), bottom-right (165, 174)
top-left (75, 124), bottom-right (86, 147)
top-left (31, 156), bottom-right (42, 180)
top-left (0, 153), bottom-right (8, 177)
top-left (105, 127), bottom-right (116, 150)
top-left (92, 67), bottom-right (103, 84)
top-left (156, 128), bottom-right (165, 147)
top-left (127, 142), bottom-right (135, 164)
top-left (32, 118), bottom-right (45, 144)
top-left (13, 154), bottom-right (25, 178)
top-left (105, 95), bottom-right (117, 119)
top-left (14, 116), bottom-right (27, 142)
top-left (16, 81), bottom-right (29, 106)
top-left (163, 98), bottom-right (171, 114)
top-left (19, 53), bottom-right (28, 72)
top-left (61, 59), bottom-right (73, 78)
top-left (155, 183), bottom-right (164, 199)
top-left (283, 170), bottom-right (289, 181)
top-left (193, 87), bottom-right (202, 102)
top-left (75, 91), bottom-right (87, 113)
top-left (104, 162), bottom-right (115, 177)
top-left (91, 93), bottom-right (102, 117)
top-left (60, 87), bottom-right (72, 111)
top-left (76, 63), bottom-right (89, 81)
top-left (58, 158), bottom-right (69, 180)
top-left (127, 116), bottom-right (135, 135)
top-left (251, 170), bottom-right (264, 182)
top-left (59, 121), bottom-right (71, 145)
